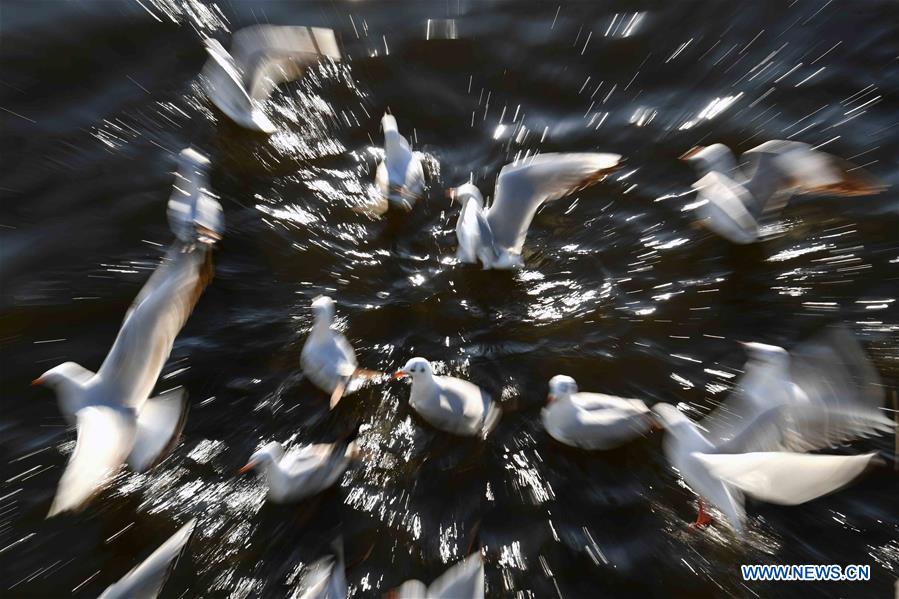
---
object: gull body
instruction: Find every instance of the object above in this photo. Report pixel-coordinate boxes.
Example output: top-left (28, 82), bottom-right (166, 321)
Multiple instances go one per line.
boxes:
top-left (201, 25), bottom-right (341, 134)
top-left (394, 552), bottom-right (485, 598)
top-left (452, 152), bottom-right (620, 269)
top-left (653, 328), bottom-right (892, 535)
top-left (375, 114), bottom-right (425, 210)
top-left (542, 375), bottom-right (654, 450)
top-left (683, 140), bottom-right (885, 244)
top-left (395, 358), bottom-right (500, 437)
top-left (239, 440), bottom-right (354, 503)
top-left (34, 150), bottom-right (222, 516)
top-left (99, 519), bottom-right (196, 599)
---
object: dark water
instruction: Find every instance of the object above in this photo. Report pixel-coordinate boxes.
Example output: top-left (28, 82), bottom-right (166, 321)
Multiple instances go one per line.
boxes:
top-left (2, 0), bottom-right (898, 597)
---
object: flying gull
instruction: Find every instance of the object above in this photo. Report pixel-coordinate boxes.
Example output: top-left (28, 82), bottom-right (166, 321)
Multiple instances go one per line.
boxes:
top-left (34, 148), bottom-right (222, 516)
top-left (450, 153), bottom-right (620, 269)
top-left (682, 140), bottom-right (885, 243)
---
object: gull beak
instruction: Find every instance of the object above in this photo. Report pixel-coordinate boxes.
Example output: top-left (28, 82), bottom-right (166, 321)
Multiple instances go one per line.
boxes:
top-left (237, 461), bottom-right (257, 475)
top-left (31, 377), bottom-right (44, 387)
top-left (446, 188), bottom-right (457, 202)
top-left (649, 415), bottom-right (663, 432)
top-left (392, 370), bottom-right (408, 380)
top-left (546, 394), bottom-right (556, 404)
top-left (679, 146), bottom-right (705, 160)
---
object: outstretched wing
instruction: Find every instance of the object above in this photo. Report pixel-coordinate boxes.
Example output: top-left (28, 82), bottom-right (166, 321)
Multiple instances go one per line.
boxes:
top-left (696, 451), bottom-right (878, 506)
top-left (427, 552), bottom-right (485, 598)
top-left (99, 245), bottom-right (214, 408)
top-left (744, 140), bottom-right (886, 197)
top-left (99, 519), bottom-right (196, 599)
top-left (230, 26), bottom-right (341, 101)
top-left (485, 153), bottom-right (620, 253)
top-left (127, 388), bottom-right (189, 472)
top-left (48, 406), bottom-right (136, 517)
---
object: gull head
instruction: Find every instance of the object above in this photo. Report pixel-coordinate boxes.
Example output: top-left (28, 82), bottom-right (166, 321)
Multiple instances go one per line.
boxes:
top-left (239, 441), bottom-right (284, 474)
top-left (547, 375), bottom-right (578, 403)
top-left (650, 403), bottom-right (691, 430)
top-left (394, 357), bottom-right (432, 381)
top-left (447, 183), bottom-right (484, 208)
top-left (381, 112), bottom-right (398, 134)
top-left (679, 143), bottom-right (733, 175)
top-left (311, 295), bottom-right (336, 323)
top-left (32, 362), bottom-right (92, 391)
top-left (741, 341), bottom-right (789, 366)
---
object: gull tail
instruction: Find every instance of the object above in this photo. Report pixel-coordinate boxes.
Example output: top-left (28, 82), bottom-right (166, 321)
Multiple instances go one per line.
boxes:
top-left (127, 388), bottom-right (190, 472)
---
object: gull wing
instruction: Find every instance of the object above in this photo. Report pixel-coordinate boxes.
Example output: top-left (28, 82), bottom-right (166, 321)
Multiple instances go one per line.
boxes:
top-left (427, 552), bottom-right (485, 598)
top-left (696, 451), bottom-right (878, 505)
top-left (48, 406), bottom-right (136, 517)
top-left (99, 519), bottom-right (196, 599)
top-left (127, 388), bottom-right (189, 472)
top-left (99, 246), bottom-right (213, 408)
top-left (485, 153), bottom-right (620, 253)
top-left (230, 26), bottom-right (341, 101)
top-left (745, 140), bottom-right (886, 197)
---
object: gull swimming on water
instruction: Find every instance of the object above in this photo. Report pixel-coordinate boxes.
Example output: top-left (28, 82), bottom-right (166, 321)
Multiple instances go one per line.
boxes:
top-left (450, 152), bottom-right (620, 269)
top-left (201, 25), bottom-right (341, 134)
top-left (394, 358), bottom-right (500, 437)
top-left (99, 519), bottom-right (196, 599)
top-left (374, 113), bottom-right (425, 210)
top-left (34, 149), bottom-right (222, 516)
top-left (542, 375), bottom-right (656, 450)
top-left (652, 328), bottom-right (892, 535)
top-left (681, 140), bottom-right (886, 244)
top-left (300, 295), bottom-right (382, 409)
top-left (238, 440), bottom-right (356, 503)
top-left (392, 552), bottom-right (485, 598)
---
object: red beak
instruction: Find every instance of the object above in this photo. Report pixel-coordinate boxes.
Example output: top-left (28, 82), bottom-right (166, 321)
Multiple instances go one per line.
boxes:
top-left (679, 146), bottom-right (706, 160)
top-left (237, 463), bottom-right (255, 475)
top-left (393, 370), bottom-right (407, 380)
top-left (31, 378), bottom-right (43, 387)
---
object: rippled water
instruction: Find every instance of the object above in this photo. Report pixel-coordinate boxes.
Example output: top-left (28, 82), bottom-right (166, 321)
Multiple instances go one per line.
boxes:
top-left (2, 1), bottom-right (898, 597)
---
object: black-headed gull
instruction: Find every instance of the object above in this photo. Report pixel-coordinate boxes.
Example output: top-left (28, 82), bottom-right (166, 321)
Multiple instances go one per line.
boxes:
top-left (375, 113), bottom-right (425, 210)
top-left (238, 440), bottom-right (356, 503)
top-left (299, 295), bottom-right (382, 409)
top-left (392, 552), bottom-right (484, 598)
top-left (98, 519), bottom-right (196, 599)
top-left (681, 140), bottom-right (885, 244)
top-left (542, 375), bottom-right (655, 450)
top-left (450, 152), bottom-right (620, 269)
top-left (394, 358), bottom-right (500, 437)
top-left (34, 149), bottom-right (222, 516)
top-left (201, 25), bottom-right (341, 134)
top-left (652, 328), bottom-right (892, 535)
